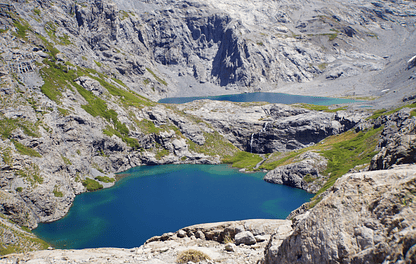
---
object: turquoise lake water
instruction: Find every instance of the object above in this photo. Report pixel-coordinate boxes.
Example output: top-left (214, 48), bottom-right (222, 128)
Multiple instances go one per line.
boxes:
top-left (33, 164), bottom-right (313, 249)
top-left (158, 92), bottom-right (360, 105)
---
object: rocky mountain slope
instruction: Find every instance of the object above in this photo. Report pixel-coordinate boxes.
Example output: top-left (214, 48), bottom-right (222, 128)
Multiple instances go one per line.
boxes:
top-left (0, 0), bottom-right (415, 261)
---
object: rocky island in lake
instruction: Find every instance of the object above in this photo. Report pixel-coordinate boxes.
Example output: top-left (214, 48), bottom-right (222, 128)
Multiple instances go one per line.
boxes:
top-left (0, 0), bottom-right (415, 262)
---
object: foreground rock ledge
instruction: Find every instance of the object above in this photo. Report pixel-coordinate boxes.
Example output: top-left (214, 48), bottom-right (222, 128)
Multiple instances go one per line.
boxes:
top-left (0, 219), bottom-right (291, 264)
top-left (263, 164), bottom-right (416, 264)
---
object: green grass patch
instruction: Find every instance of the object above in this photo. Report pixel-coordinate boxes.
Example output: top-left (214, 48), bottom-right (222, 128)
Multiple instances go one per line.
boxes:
top-left (137, 119), bottom-right (160, 134)
top-left (87, 74), bottom-right (155, 109)
top-left (12, 140), bottom-right (41, 157)
top-left (57, 107), bottom-right (69, 116)
top-left (61, 155), bottom-right (72, 165)
top-left (2, 148), bottom-right (12, 166)
top-left (259, 125), bottom-right (383, 199)
top-left (39, 61), bottom-right (149, 149)
top-left (12, 19), bottom-right (31, 40)
top-left (39, 60), bottom-right (78, 103)
top-left (308, 196), bottom-right (322, 208)
top-left (102, 125), bottom-right (140, 149)
top-left (314, 127), bottom-right (383, 197)
top-left (44, 22), bottom-right (71, 45)
top-left (94, 60), bottom-right (102, 67)
top-left (223, 151), bottom-right (263, 171)
top-left (303, 174), bottom-right (315, 183)
top-left (58, 34), bottom-right (72, 45)
top-left (0, 117), bottom-right (39, 139)
top-left (188, 130), bottom-right (238, 158)
top-left (53, 185), bottom-right (63, 197)
top-left (318, 63), bottom-right (328, 70)
top-left (95, 176), bottom-right (115, 183)
top-left (155, 149), bottom-right (170, 160)
top-left (82, 178), bottom-right (103, 191)
top-left (292, 103), bottom-right (346, 112)
top-left (368, 102), bottom-right (416, 120)
top-left (45, 21), bottom-right (57, 39)
top-left (146, 68), bottom-right (167, 86)
top-left (119, 10), bottom-right (129, 20)
top-left (111, 78), bottom-right (127, 87)
top-left (36, 33), bottom-right (60, 58)
top-left (260, 151), bottom-right (300, 170)
top-left (0, 215), bottom-right (50, 255)
top-left (0, 29), bottom-right (9, 34)
top-left (367, 109), bottom-right (387, 120)
top-left (33, 8), bottom-right (41, 16)
top-left (15, 187), bottom-right (23, 192)
top-left (17, 164), bottom-right (43, 185)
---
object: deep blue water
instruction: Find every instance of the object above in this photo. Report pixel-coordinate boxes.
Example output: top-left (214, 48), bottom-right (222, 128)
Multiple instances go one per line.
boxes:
top-left (158, 92), bottom-right (360, 105)
top-left (33, 164), bottom-right (313, 249)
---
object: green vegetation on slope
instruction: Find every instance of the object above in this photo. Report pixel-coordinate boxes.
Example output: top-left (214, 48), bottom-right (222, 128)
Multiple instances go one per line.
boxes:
top-left (12, 140), bottom-right (41, 157)
top-left (0, 117), bottom-right (39, 139)
top-left (53, 185), bottom-right (63, 197)
top-left (292, 103), bottom-right (346, 112)
top-left (188, 130), bottom-right (238, 158)
top-left (223, 151), bottom-right (263, 171)
top-left (146, 68), bottom-right (167, 86)
top-left (368, 101), bottom-right (416, 120)
top-left (260, 126), bottom-right (383, 198)
top-left (260, 151), bottom-right (301, 170)
top-left (82, 178), bottom-right (103, 191)
top-left (0, 214), bottom-right (49, 256)
top-left (39, 59), bottom-right (150, 149)
top-left (95, 176), bottom-right (115, 183)
top-left (45, 21), bottom-right (72, 45)
top-left (12, 18), bottom-right (31, 40)
top-left (315, 126), bottom-right (383, 196)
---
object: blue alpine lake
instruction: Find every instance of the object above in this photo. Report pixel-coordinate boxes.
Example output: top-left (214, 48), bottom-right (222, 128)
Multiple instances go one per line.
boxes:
top-left (158, 92), bottom-right (361, 105)
top-left (33, 164), bottom-right (313, 249)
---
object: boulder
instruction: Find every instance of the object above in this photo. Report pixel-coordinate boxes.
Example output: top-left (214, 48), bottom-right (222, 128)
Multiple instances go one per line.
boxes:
top-left (235, 231), bottom-right (256, 245)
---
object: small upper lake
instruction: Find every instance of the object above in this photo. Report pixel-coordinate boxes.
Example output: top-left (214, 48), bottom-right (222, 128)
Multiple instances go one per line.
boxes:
top-left (158, 92), bottom-right (360, 105)
top-left (33, 164), bottom-right (313, 249)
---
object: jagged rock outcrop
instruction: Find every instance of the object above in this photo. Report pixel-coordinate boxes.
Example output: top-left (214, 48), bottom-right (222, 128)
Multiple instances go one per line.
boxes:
top-left (370, 109), bottom-right (416, 170)
top-left (263, 165), bottom-right (416, 264)
top-left (264, 151), bottom-right (328, 193)
top-left (180, 100), bottom-right (369, 153)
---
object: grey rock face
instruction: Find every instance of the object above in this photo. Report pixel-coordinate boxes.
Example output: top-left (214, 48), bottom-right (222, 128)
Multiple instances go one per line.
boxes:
top-left (180, 101), bottom-right (368, 153)
top-left (264, 151), bottom-right (327, 193)
top-left (370, 109), bottom-right (416, 170)
top-left (235, 231), bottom-right (256, 245)
top-left (263, 165), bottom-right (416, 264)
